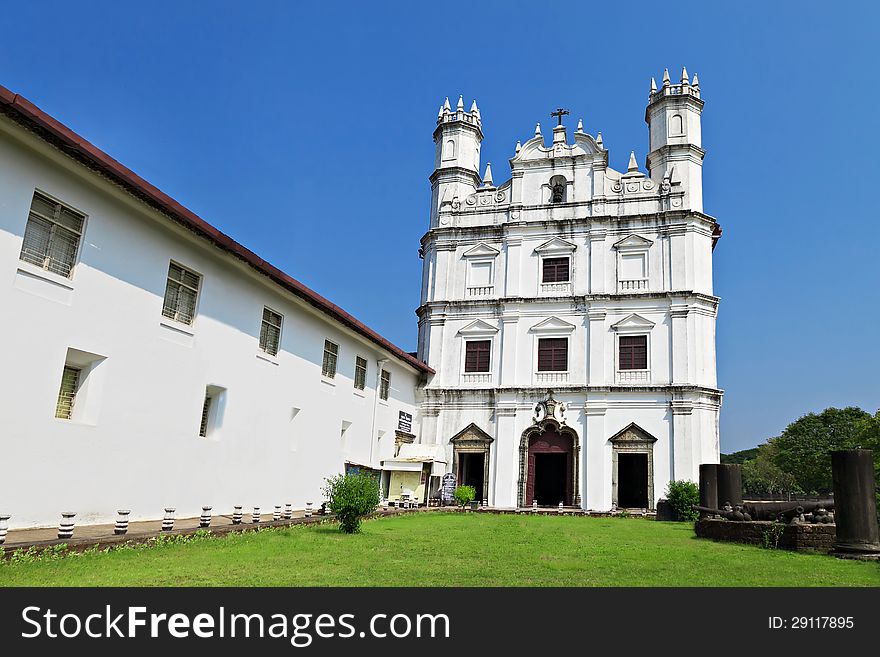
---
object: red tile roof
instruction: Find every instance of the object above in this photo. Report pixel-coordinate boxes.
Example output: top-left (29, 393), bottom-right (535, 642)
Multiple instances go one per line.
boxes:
top-left (0, 84), bottom-right (433, 375)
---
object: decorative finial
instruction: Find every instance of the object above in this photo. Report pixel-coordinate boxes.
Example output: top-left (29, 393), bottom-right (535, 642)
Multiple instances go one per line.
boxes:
top-left (437, 105), bottom-right (443, 119)
top-left (483, 163), bottom-right (493, 186)
top-left (650, 77), bottom-right (657, 93)
top-left (662, 68), bottom-right (670, 86)
top-left (692, 72), bottom-right (700, 90)
top-left (457, 95), bottom-right (464, 110)
top-left (535, 122), bottom-right (542, 136)
top-left (627, 151), bottom-right (639, 172)
top-left (596, 132), bottom-right (603, 148)
top-left (443, 97), bottom-right (451, 111)
top-left (470, 100), bottom-right (478, 112)
top-left (681, 67), bottom-right (689, 85)
top-left (515, 140), bottom-right (521, 153)
top-left (576, 118), bottom-right (584, 132)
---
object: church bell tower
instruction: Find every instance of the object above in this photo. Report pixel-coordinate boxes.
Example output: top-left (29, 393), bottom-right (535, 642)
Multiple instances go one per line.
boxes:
top-left (645, 67), bottom-right (704, 212)
top-left (429, 95), bottom-right (483, 228)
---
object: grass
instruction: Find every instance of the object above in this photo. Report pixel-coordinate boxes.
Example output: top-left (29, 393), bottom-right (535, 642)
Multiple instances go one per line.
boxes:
top-left (2, 513), bottom-right (879, 586)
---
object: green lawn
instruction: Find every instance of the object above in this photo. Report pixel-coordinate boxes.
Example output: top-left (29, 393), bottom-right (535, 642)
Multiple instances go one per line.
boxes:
top-left (2, 513), bottom-right (879, 586)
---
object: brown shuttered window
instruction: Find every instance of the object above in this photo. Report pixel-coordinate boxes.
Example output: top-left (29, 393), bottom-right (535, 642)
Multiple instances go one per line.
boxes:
top-left (322, 340), bottom-right (339, 378)
top-left (379, 370), bottom-right (391, 400)
top-left (542, 257), bottom-right (570, 283)
top-left (162, 262), bottom-right (201, 325)
top-left (619, 335), bottom-right (648, 370)
top-left (19, 191), bottom-right (85, 278)
top-left (464, 340), bottom-right (491, 373)
top-left (259, 306), bottom-right (283, 356)
top-left (537, 338), bottom-right (568, 372)
top-left (354, 356), bottom-right (368, 390)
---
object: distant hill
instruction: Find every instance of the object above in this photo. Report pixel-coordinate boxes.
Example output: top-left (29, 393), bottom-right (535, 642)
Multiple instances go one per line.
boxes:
top-left (720, 448), bottom-right (759, 464)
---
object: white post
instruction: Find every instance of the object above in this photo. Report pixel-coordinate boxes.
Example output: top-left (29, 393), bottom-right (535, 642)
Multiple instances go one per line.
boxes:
top-left (232, 506), bottom-right (243, 525)
top-left (482, 498), bottom-right (488, 510)
top-left (273, 505), bottom-right (281, 521)
top-left (558, 501), bottom-right (563, 514)
top-left (252, 507), bottom-right (261, 523)
top-left (200, 506), bottom-right (212, 528)
top-left (532, 500), bottom-right (538, 514)
top-left (0, 514), bottom-right (10, 545)
top-left (382, 499), bottom-right (389, 511)
top-left (161, 508), bottom-right (175, 532)
top-left (283, 503), bottom-right (293, 520)
top-left (305, 502), bottom-right (313, 518)
top-left (114, 510), bottom-right (131, 535)
top-left (58, 512), bottom-right (76, 539)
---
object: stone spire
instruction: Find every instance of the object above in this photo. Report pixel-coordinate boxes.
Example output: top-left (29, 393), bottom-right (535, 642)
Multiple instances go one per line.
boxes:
top-left (627, 151), bottom-right (639, 172)
top-left (515, 140), bottom-right (521, 154)
top-left (576, 118), bottom-right (584, 132)
top-left (471, 100), bottom-right (481, 120)
top-left (650, 77), bottom-right (657, 94)
top-left (456, 95), bottom-right (464, 111)
top-left (437, 105), bottom-right (444, 119)
top-left (482, 163), bottom-right (493, 186)
top-left (691, 72), bottom-right (700, 91)
top-left (596, 132), bottom-right (603, 148)
top-left (662, 68), bottom-right (670, 86)
top-left (535, 122), bottom-right (542, 137)
top-left (443, 97), bottom-right (450, 112)
top-left (681, 67), bottom-right (689, 85)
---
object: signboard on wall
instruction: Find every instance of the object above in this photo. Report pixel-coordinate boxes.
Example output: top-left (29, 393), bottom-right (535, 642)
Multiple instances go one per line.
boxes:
top-left (398, 411), bottom-right (412, 433)
top-left (441, 472), bottom-right (457, 504)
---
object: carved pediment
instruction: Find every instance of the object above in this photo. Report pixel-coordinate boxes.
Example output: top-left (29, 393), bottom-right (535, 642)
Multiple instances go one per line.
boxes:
top-left (463, 243), bottom-right (500, 258)
top-left (530, 316), bottom-right (576, 333)
top-left (609, 422), bottom-right (657, 445)
top-left (450, 422), bottom-right (494, 444)
top-left (613, 234), bottom-right (653, 250)
top-left (534, 237), bottom-right (577, 254)
top-left (457, 319), bottom-right (499, 336)
top-left (611, 314), bottom-right (655, 331)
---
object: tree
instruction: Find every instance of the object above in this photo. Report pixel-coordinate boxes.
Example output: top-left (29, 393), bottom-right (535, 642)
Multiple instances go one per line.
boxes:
top-left (741, 442), bottom-right (799, 496)
top-left (770, 407), bottom-right (874, 494)
top-left (322, 473), bottom-right (380, 533)
top-left (665, 480), bottom-right (699, 522)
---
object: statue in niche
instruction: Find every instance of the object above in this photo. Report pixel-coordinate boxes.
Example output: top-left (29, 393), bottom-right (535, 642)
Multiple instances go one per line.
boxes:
top-left (551, 182), bottom-right (565, 203)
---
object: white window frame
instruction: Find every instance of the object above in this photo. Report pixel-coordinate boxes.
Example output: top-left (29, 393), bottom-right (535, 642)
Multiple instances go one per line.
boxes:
top-left (54, 348), bottom-right (107, 425)
top-left (354, 355), bottom-right (368, 393)
top-left (379, 369), bottom-right (391, 402)
top-left (258, 305), bottom-right (283, 357)
top-left (462, 243), bottom-right (499, 298)
top-left (529, 316), bottom-right (576, 385)
top-left (613, 234), bottom-right (653, 293)
top-left (534, 237), bottom-right (577, 296)
top-left (19, 189), bottom-right (87, 280)
top-left (322, 339), bottom-right (339, 381)
top-left (456, 320), bottom-right (499, 385)
top-left (198, 385), bottom-right (226, 440)
top-left (611, 313), bottom-right (655, 385)
top-left (161, 260), bottom-right (202, 326)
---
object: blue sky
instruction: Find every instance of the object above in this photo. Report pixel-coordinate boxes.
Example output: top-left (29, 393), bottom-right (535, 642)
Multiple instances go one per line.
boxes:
top-left (1, 1), bottom-right (877, 452)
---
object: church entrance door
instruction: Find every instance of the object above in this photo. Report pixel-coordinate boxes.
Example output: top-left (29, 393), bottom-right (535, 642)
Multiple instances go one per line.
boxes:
top-left (458, 452), bottom-right (485, 502)
top-left (617, 453), bottom-right (648, 508)
top-left (525, 429), bottom-right (572, 506)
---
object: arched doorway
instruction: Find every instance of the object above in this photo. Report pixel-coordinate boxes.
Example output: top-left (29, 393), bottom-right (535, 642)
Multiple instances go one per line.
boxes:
top-left (526, 429), bottom-right (573, 506)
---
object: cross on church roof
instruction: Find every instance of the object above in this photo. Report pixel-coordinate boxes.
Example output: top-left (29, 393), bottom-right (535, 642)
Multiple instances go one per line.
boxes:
top-left (550, 108), bottom-right (570, 126)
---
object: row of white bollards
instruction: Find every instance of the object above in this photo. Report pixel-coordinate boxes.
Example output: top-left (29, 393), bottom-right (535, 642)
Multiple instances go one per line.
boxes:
top-left (0, 502), bottom-right (316, 544)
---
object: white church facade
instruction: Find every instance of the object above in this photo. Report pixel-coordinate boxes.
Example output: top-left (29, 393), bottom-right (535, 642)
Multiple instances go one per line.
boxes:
top-left (0, 69), bottom-right (721, 529)
top-left (417, 69), bottom-right (722, 510)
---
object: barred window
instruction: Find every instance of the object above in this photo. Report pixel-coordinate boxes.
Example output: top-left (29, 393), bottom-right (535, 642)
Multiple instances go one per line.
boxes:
top-left (162, 262), bottom-right (201, 325)
top-left (19, 191), bottom-right (85, 278)
top-left (199, 394), bottom-right (212, 437)
top-left (354, 356), bottom-right (368, 390)
top-left (379, 370), bottom-right (391, 401)
top-left (259, 306), bottom-right (283, 356)
top-left (464, 340), bottom-right (491, 373)
top-left (619, 335), bottom-right (648, 370)
top-left (537, 338), bottom-right (568, 372)
top-left (322, 340), bottom-right (339, 378)
top-left (55, 366), bottom-right (81, 419)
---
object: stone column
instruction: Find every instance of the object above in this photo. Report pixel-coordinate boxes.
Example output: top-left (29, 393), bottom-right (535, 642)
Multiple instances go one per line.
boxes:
top-left (584, 401), bottom-right (607, 509)
top-left (671, 401), bottom-right (695, 483)
top-left (670, 304), bottom-right (690, 385)
top-left (588, 229), bottom-right (606, 294)
top-left (494, 406), bottom-right (519, 507)
top-left (499, 313), bottom-right (519, 387)
top-left (587, 308), bottom-right (606, 385)
top-left (503, 236), bottom-right (522, 297)
top-left (716, 464), bottom-right (742, 507)
top-left (698, 464), bottom-right (718, 511)
top-left (831, 449), bottom-right (880, 557)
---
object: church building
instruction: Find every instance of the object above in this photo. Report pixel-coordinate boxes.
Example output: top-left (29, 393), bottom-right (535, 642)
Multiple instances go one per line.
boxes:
top-left (417, 68), bottom-right (722, 510)
top-left (0, 68), bottom-right (720, 529)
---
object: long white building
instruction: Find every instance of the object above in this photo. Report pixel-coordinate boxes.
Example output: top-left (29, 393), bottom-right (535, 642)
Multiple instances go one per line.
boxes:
top-left (0, 68), bottom-right (722, 528)
top-left (0, 85), bottom-right (431, 529)
top-left (417, 69), bottom-right (722, 510)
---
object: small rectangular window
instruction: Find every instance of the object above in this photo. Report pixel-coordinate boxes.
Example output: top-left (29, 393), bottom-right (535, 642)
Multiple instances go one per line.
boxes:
top-left (620, 253), bottom-right (647, 280)
top-left (55, 366), bottom-right (81, 419)
top-left (199, 394), bottom-right (212, 437)
top-left (464, 340), bottom-right (491, 373)
top-left (537, 338), bottom-right (568, 372)
top-left (322, 340), bottom-right (339, 378)
top-left (162, 262), bottom-right (202, 325)
top-left (619, 335), bottom-right (648, 370)
top-left (259, 306), bottom-right (283, 356)
top-left (354, 356), bottom-right (368, 390)
top-left (542, 257), bottom-right (570, 283)
top-left (19, 191), bottom-right (85, 278)
top-left (379, 370), bottom-right (391, 401)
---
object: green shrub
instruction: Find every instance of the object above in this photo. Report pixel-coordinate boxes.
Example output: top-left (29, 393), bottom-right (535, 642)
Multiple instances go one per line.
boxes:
top-left (322, 473), bottom-right (380, 533)
top-left (665, 480), bottom-right (700, 522)
top-left (453, 485), bottom-right (476, 507)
